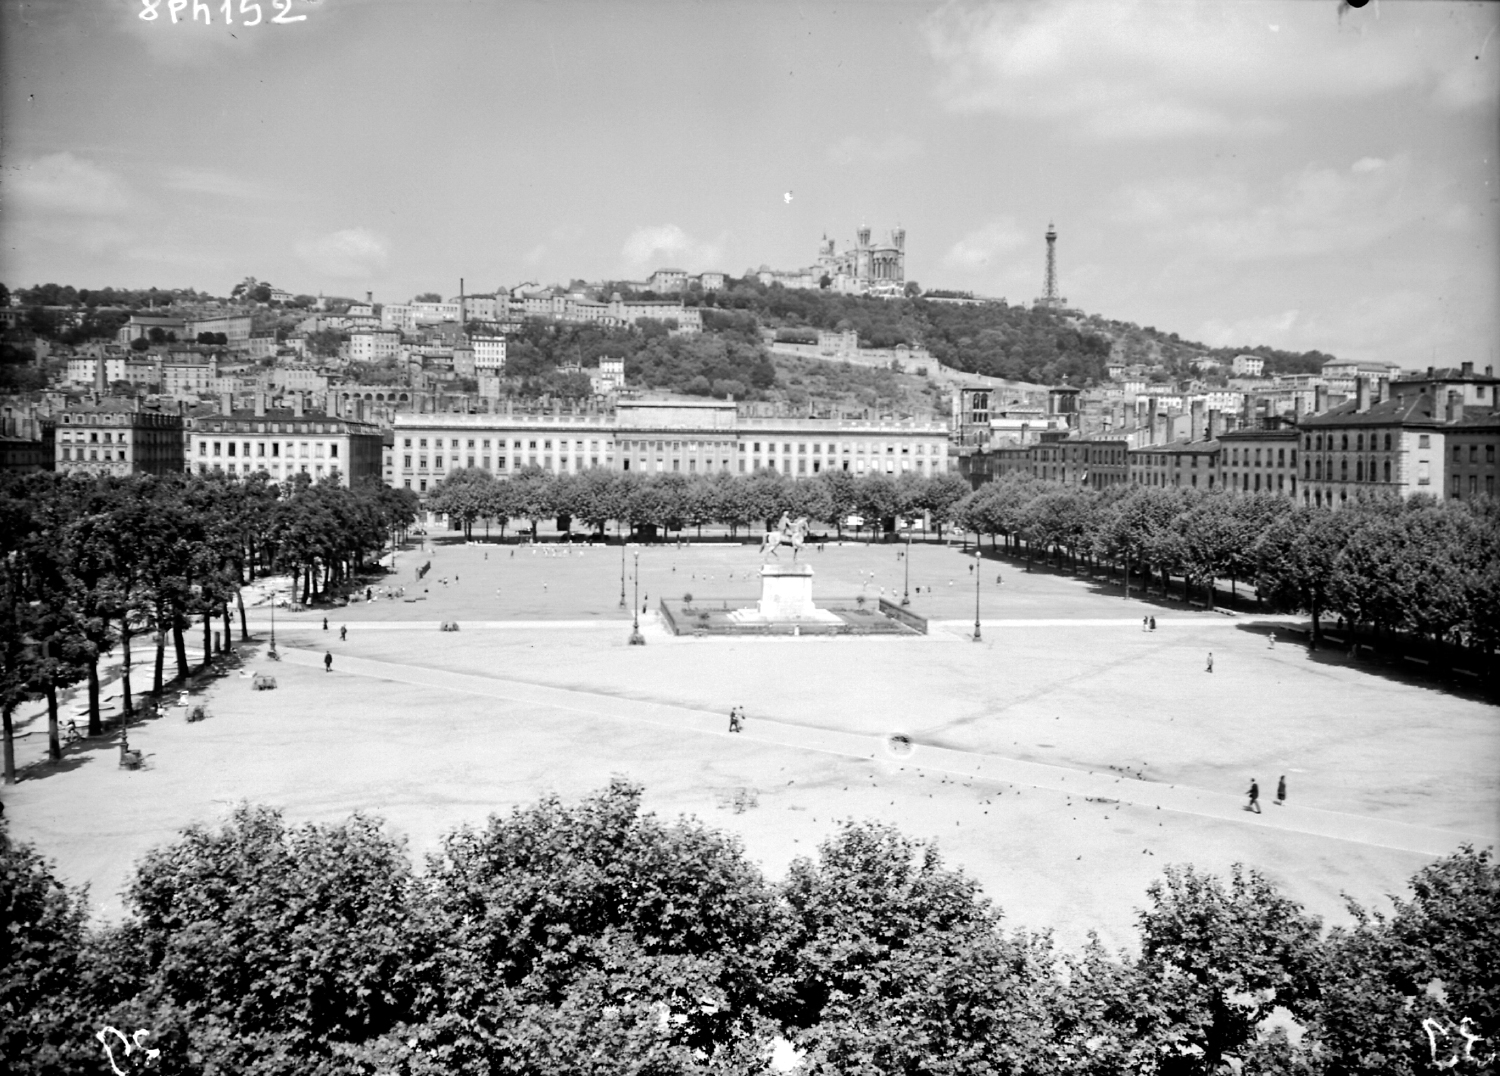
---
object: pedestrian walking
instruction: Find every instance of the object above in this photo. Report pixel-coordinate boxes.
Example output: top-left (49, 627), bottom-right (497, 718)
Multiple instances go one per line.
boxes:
top-left (969, 562), bottom-right (974, 574)
top-left (1276, 775), bottom-right (1287, 806)
top-left (1149, 616), bottom-right (1156, 631)
top-left (1206, 652), bottom-right (1214, 673)
top-left (1245, 778), bottom-right (1261, 813)
top-left (1142, 616), bottom-right (1149, 632)
top-left (996, 573), bottom-right (1003, 585)
top-left (366, 587), bottom-right (373, 600)
top-left (339, 625), bottom-right (347, 641)
top-left (323, 651), bottom-right (333, 673)
top-left (728, 706), bottom-right (743, 733)
top-left (323, 617), bottom-right (329, 630)
top-left (1268, 632), bottom-right (1276, 649)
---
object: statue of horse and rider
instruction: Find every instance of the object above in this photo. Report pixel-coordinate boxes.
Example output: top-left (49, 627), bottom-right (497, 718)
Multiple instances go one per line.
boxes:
top-left (760, 512), bottom-right (809, 561)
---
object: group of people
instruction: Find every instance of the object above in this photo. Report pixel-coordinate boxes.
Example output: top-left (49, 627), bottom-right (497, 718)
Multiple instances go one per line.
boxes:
top-left (727, 706), bottom-right (745, 733)
top-left (1245, 775), bottom-right (1287, 813)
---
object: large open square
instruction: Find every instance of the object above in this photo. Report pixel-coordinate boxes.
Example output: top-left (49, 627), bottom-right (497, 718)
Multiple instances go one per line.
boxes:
top-left (7, 537), bottom-right (1498, 950)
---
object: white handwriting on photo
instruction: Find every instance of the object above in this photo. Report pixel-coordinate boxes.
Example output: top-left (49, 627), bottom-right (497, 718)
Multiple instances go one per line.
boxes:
top-left (1423, 1017), bottom-right (1492, 1071)
top-left (97, 1027), bottom-right (160, 1075)
top-left (140, 0), bottom-right (307, 26)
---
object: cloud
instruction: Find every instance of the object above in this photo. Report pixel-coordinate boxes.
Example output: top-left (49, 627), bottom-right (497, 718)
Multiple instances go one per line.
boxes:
top-left (4, 153), bottom-right (133, 215)
top-left (294, 228), bottom-right (389, 279)
top-left (1112, 155), bottom-right (1446, 262)
top-left (827, 134), bottom-right (923, 166)
top-left (621, 224), bottom-right (724, 274)
top-left (942, 219), bottom-right (1028, 271)
top-left (162, 167), bottom-right (265, 199)
top-left (925, 1), bottom-right (1499, 140)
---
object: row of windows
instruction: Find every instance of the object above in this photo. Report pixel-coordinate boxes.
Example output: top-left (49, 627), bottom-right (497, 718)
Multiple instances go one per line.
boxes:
top-left (60, 430), bottom-right (129, 444)
top-left (1310, 458), bottom-right (1393, 483)
top-left (195, 462), bottom-right (333, 478)
top-left (61, 448), bottom-right (127, 462)
top-left (400, 436), bottom-right (942, 457)
top-left (198, 441), bottom-right (339, 459)
top-left (1307, 432), bottom-right (1398, 452)
top-left (1226, 446), bottom-right (1296, 467)
top-left (1453, 443), bottom-right (1495, 464)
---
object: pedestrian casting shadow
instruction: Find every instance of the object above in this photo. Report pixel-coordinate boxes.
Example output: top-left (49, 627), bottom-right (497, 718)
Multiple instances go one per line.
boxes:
top-left (1232, 623), bottom-right (1497, 704)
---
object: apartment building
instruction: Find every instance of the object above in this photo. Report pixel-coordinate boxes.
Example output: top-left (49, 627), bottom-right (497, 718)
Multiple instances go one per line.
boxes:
top-left (54, 399), bottom-right (184, 476)
top-left (187, 395), bottom-right (383, 487)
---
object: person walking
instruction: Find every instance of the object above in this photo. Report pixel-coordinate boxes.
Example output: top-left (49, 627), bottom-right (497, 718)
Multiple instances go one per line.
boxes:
top-left (1268, 632), bottom-right (1277, 649)
top-left (1149, 616), bottom-right (1156, 631)
top-left (1276, 775), bottom-right (1287, 806)
top-left (339, 625), bottom-right (347, 641)
top-left (323, 617), bottom-right (328, 631)
top-left (1206, 652), bottom-right (1214, 673)
top-left (1245, 778), bottom-right (1261, 813)
top-left (1142, 616), bottom-right (1148, 632)
top-left (996, 573), bottom-right (1003, 585)
top-left (323, 651), bottom-right (333, 673)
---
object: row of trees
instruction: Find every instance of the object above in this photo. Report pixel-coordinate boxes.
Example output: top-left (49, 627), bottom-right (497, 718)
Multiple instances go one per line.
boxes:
top-left (0, 473), bottom-right (419, 783)
top-left (425, 467), bottom-right (974, 543)
top-left (948, 475), bottom-right (1500, 657)
top-left (5, 781), bottom-right (1494, 1074)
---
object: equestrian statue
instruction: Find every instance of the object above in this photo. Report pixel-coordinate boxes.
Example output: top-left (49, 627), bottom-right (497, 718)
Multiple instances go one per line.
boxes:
top-left (760, 512), bottom-right (809, 561)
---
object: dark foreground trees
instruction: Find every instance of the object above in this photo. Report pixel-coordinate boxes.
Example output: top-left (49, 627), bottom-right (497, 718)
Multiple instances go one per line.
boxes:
top-left (4, 783), bottom-right (1495, 1075)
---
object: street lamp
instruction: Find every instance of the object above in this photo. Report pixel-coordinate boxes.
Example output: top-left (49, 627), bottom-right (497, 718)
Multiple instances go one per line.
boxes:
top-left (629, 550), bottom-right (645, 646)
top-left (620, 534), bottom-right (627, 610)
top-left (267, 593), bottom-right (280, 661)
top-left (972, 549), bottom-right (983, 642)
top-left (901, 523), bottom-right (913, 606)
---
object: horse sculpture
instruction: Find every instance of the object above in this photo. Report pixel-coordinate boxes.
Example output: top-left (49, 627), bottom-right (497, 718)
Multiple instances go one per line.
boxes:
top-left (760, 514), bottom-right (809, 561)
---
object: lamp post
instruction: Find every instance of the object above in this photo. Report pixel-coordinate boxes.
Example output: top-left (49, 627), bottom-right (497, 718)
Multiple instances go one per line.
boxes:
top-left (629, 550), bottom-right (645, 646)
top-left (267, 594), bottom-right (280, 661)
top-left (619, 532), bottom-right (627, 610)
top-left (901, 524), bottom-right (913, 606)
top-left (972, 549), bottom-right (983, 642)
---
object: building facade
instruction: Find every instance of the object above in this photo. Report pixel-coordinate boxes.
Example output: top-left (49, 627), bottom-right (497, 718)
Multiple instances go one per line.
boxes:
top-left (1217, 428), bottom-right (1300, 496)
top-left (55, 400), bottom-right (184, 476)
top-left (186, 398), bottom-right (384, 487)
top-left (390, 401), bottom-right (948, 493)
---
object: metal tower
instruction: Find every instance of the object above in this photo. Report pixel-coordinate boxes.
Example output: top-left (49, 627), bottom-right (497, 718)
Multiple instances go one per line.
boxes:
top-left (1035, 222), bottom-right (1066, 310)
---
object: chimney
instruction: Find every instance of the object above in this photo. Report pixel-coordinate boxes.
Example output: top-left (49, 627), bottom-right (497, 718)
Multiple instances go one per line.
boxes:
top-left (1370, 379), bottom-right (1382, 406)
top-left (1293, 395), bottom-right (1304, 422)
top-left (1446, 390), bottom-right (1462, 422)
top-left (1190, 398), bottom-right (1205, 443)
top-left (1208, 409), bottom-right (1222, 439)
top-left (1355, 377), bottom-right (1370, 413)
top-left (1427, 366), bottom-right (1435, 378)
top-left (220, 391), bottom-right (234, 416)
top-left (292, 392), bottom-right (304, 418)
top-left (1146, 397), bottom-right (1158, 445)
top-left (1314, 385), bottom-right (1327, 414)
top-left (95, 355), bottom-right (107, 395)
top-left (366, 290), bottom-right (373, 305)
top-left (1461, 361), bottom-right (1474, 377)
top-left (254, 393), bottom-right (266, 417)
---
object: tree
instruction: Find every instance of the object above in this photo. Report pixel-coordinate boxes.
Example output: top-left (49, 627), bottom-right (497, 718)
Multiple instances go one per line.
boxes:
top-left (106, 804), bottom-right (436, 1072)
top-left (1135, 864), bottom-right (1323, 1073)
top-left (423, 779), bottom-right (789, 1068)
top-left (0, 823), bottom-right (97, 1075)
top-left (1253, 507), bottom-right (1357, 647)
top-left (780, 820), bottom-right (1056, 1072)
top-left (129, 336), bottom-right (149, 353)
top-left (414, 292), bottom-right (442, 303)
top-left (1308, 845), bottom-right (1499, 1075)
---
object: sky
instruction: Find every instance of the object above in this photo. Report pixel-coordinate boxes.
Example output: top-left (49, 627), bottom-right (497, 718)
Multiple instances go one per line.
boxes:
top-left (2, 0), bottom-right (1497, 370)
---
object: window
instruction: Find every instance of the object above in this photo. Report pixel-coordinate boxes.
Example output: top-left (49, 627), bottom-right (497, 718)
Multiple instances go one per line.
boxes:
top-left (404, 438), bottom-right (412, 448)
top-left (1418, 461), bottom-right (1430, 485)
top-left (1454, 445), bottom-right (1462, 463)
top-left (1384, 433), bottom-right (1392, 451)
top-left (213, 442), bottom-right (222, 456)
top-left (1341, 434), bottom-right (1349, 450)
top-left (1383, 460), bottom-right (1390, 482)
top-left (1470, 445), bottom-right (1479, 463)
top-left (404, 455), bottom-right (412, 468)
top-left (1419, 434), bottom-right (1430, 448)
top-left (199, 442), bottom-right (207, 456)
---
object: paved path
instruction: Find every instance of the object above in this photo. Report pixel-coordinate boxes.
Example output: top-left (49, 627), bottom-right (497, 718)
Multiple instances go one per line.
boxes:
top-left (254, 615), bottom-right (1307, 633)
top-left (281, 647), bottom-right (1489, 857)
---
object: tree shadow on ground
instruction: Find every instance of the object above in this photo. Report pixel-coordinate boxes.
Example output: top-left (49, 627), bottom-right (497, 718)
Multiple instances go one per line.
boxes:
top-left (1232, 621), bottom-right (1497, 705)
top-left (971, 545), bottom-right (1257, 617)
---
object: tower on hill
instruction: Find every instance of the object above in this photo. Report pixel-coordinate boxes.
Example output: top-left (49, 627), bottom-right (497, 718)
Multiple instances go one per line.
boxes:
top-left (1034, 222), bottom-right (1067, 311)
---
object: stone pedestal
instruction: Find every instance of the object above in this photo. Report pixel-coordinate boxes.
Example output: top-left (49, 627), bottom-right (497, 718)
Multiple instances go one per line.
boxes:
top-left (758, 563), bottom-right (818, 621)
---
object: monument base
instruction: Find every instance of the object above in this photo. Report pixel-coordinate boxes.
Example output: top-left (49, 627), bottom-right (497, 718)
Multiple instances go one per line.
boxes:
top-left (754, 563), bottom-right (837, 623)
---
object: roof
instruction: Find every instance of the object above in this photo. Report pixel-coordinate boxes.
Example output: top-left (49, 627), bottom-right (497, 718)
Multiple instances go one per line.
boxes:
top-left (1300, 395), bottom-right (1435, 428)
top-left (1130, 439), bottom-right (1221, 456)
top-left (1217, 427), bottom-right (1301, 442)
